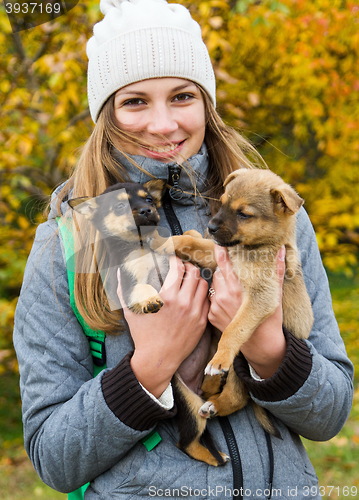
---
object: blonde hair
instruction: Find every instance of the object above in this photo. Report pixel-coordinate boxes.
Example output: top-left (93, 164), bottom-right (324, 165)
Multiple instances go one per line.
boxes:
top-left (56, 85), bottom-right (266, 333)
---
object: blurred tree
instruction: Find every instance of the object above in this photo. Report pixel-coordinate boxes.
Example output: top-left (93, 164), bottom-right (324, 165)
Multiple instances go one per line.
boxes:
top-left (0, 1), bottom-right (99, 369)
top-left (185, 0), bottom-right (359, 273)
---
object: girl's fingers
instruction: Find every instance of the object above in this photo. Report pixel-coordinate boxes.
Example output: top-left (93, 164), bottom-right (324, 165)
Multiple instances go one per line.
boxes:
top-left (160, 255), bottom-right (185, 295)
top-left (214, 244), bottom-right (232, 279)
top-left (213, 244), bottom-right (243, 297)
top-left (181, 262), bottom-right (202, 295)
top-left (116, 268), bottom-right (126, 309)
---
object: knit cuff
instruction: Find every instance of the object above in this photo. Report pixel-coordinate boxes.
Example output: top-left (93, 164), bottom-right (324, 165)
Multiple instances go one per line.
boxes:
top-left (101, 352), bottom-right (177, 431)
top-left (233, 329), bottom-right (312, 402)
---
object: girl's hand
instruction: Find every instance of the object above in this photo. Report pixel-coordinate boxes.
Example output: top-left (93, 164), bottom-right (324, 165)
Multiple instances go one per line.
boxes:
top-left (117, 256), bottom-right (210, 397)
top-left (207, 245), bottom-right (244, 332)
top-left (208, 245), bottom-right (286, 379)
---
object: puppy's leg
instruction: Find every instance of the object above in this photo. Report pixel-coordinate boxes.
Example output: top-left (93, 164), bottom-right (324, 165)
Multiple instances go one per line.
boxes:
top-left (150, 232), bottom-right (217, 270)
top-left (199, 366), bottom-right (249, 418)
top-left (173, 376), bottom-right (229, 466)
top-left (172, 234), bottom-right (217, 270)
top-left (122, 249), bottom-right (164, 313)
top-left (200, 369), bottom-right (279, 436)
top-left (200, 373), bottom-right (224, 399)
top-left (182, 230), bottom-right (203, 239)
top-left (206, 288), bottom-right (278, 375)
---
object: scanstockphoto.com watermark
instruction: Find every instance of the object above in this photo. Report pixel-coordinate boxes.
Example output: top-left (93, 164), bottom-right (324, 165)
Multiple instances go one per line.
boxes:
top-left (3, 0), bottom-right (78, 32)
top-left (148, 485), bottom-right (359, 498)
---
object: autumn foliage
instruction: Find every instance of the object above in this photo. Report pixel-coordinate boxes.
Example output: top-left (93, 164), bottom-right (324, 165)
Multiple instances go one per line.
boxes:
top-left (0, 0), bottom-right (358, 366)
top-left (188, 0), bottom-right (359, 273)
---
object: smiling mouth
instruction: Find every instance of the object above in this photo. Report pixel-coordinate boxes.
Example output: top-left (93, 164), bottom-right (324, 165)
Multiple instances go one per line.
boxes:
top-left (142, 140), bottom-right (185, 154)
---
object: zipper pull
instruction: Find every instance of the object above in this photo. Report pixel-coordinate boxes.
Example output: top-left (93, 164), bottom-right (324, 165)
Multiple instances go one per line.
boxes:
top-left (168, 164), bottom-right (184, 200)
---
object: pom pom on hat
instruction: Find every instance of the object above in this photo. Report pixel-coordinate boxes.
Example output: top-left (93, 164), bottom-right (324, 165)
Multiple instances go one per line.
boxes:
top-left (87, 0), bottom-right (216, 122)
top-left (100, 0), bottom-right (128, 15)
top-left (100, 0), bottom-right (168, 16)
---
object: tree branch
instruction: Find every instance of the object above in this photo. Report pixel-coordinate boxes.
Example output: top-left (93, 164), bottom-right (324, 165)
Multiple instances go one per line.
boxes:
top-left (11, 32), bottom-right (26, 61)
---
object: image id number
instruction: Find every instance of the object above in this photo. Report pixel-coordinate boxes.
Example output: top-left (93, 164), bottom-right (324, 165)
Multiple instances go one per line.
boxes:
top-left (5, 2), bottom-right (62, 15)
top-left (303, 486), bottom-right (358, 497)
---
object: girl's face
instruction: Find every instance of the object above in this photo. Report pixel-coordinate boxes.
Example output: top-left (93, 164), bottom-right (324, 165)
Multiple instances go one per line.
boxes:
top-left (114, 78), bottom-right (206, 163)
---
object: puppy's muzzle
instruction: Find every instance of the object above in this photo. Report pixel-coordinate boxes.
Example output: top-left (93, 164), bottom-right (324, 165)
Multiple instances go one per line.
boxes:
top-left (208, 218), bottom-right (239, 247)
top-left (208, 221), bottom-right (220, 235)
top-left (137, 207), bottom-right (159, 226)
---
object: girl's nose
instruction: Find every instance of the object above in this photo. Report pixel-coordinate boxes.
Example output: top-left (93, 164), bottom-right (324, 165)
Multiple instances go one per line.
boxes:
top-left (146, 104), bottom-right (178, 135)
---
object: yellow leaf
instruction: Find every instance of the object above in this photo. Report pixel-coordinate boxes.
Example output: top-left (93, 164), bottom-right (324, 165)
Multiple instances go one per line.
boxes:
top-left (18, 216), bottom-right (30, 230)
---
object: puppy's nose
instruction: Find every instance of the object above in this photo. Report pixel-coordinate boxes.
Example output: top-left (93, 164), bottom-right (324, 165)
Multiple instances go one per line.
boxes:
top-left (139, 207), bottom-right (153, 217)
top-left (208, 221), bottom-right (219, 234)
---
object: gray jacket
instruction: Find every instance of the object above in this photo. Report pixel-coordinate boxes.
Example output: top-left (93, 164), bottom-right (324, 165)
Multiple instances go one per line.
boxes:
top-left (13, 148), bottom-right (353, 499)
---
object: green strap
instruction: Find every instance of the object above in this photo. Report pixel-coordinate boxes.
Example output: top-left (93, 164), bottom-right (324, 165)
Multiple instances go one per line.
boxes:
top-left (67, 484), bottom-right (89, 500)
top-left (56, 215), bottom-right (161, 500)
top-left (56, 216), bottom-right (107, 350)
top-left (141, 430), bottom-right (162, 451)
top-left (57, 216), bottom-right (105, 500)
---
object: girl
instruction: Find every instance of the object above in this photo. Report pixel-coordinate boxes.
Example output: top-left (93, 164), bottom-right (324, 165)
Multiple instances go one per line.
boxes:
top-left (14, 1), bottom-right (353, 498)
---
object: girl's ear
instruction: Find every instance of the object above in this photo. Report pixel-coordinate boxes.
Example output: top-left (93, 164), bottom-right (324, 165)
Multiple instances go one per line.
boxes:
top-left (143, 179), bottom-right (167, 207)
top-left (68, 197), bottom-right (98, 218)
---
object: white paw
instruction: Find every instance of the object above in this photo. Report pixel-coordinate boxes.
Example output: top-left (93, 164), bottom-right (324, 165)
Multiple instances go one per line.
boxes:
top-left (199, 401), bottom-right (218, 419)
top-left (222, 454), bottom-right (230, 463)
top-left (204, 364), bottom-right (226, 377)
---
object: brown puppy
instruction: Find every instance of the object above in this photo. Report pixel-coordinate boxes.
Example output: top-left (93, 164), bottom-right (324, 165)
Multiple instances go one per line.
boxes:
top-left (68, 180), bottom-right (168, 314)
top-left (166, 168), bottom-right (314, 424)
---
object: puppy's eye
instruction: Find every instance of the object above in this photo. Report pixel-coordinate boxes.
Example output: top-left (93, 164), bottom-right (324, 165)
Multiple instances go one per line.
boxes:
top-left (237, 211), bottom-right (252, 219)
top-left (145, 196), bottom-right (154, 204)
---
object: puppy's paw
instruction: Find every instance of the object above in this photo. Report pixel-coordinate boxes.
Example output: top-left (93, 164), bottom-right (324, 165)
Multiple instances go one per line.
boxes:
top-left (204, 364), bottom-right (227, 377)
top-left (205, 352), bottom-right (232, 376)
top-left (143, 297), bottom-right (164, 314)
top-left (183, 230), bottom-right (203, 239)
top-left (149, 236), bottom-right (174, 255)
top-left (130, 296), bottom-right (164, 314)
top-left (199, 401), bottom-right (218, 419)
top-left (219, 453), bottom-right (231, 465)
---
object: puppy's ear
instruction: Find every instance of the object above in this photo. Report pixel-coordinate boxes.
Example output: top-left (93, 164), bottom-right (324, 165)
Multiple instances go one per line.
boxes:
top-left (223, 169), bottom-right (243, 188)
top-left (143, 179), bottom-right (166, 207)
top-left (68, 197), bottom-right (98, 219)
top-left (270, 186), bottom-right (304, 215)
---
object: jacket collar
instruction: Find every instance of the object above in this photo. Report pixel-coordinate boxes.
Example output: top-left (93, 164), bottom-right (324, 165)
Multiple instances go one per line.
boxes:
top-left (49, 144), bottom-right (210, 218)
top-left (112, 143), bottom-right (210, 205)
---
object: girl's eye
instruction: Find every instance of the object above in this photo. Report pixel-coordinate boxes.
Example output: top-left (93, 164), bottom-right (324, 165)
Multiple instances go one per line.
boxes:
top-left (173, 93), bottom-right (194, 102)
top-left (122, 98), bottom-right (146, 107)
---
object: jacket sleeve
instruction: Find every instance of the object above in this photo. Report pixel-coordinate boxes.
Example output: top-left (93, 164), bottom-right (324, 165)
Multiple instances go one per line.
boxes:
top-left (234, 208), bottom-right (354, 441)
top-left (13, 220), bottom-right (175, 493)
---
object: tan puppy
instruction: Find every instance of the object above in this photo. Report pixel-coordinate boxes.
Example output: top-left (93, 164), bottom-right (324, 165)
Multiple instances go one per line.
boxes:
top-left (166, 168), bottom-right (314, 423)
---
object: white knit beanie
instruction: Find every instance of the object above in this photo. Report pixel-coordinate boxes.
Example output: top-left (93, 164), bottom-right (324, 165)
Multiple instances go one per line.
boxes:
top-left (87, 0), bottom-right (216, 122)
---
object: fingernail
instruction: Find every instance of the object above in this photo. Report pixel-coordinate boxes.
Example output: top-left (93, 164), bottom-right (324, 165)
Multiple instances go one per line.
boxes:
top-left (216, 245), bottom-right (226, 261)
